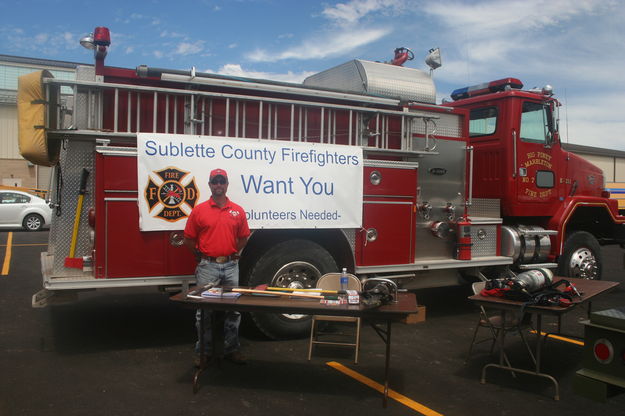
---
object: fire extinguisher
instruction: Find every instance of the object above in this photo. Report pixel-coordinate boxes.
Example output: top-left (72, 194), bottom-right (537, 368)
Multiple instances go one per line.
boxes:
top-left (455, 217), bottom-right (472, 260)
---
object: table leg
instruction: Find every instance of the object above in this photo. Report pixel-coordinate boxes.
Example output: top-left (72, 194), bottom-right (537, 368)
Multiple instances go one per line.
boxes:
top-left (368, 320), bottom-right (393, 408)
top-left (535, 314), bottom-right (542, 373)
top-left (481, 312), bottom-right (560, 400)
top-left (499, 311), bottom-right (507, 366)
top-left (192, 309), bottom-right (226, 394)
top-left (384, 320), bottom-right (391, 408)
top-left (193, 308), bottom-right (206, 393)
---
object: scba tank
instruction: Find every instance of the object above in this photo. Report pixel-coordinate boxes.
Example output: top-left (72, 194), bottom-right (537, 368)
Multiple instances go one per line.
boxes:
top-left (513, 268), bottom-right (554, 293)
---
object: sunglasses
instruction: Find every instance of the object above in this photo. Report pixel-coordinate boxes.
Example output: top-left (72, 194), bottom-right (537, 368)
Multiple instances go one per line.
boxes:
top-left (210, 177), bottom-right (228, 185)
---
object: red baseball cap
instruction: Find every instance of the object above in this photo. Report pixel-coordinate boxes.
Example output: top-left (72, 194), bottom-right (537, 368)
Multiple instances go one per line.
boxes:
top-left (209, 168), bottom-right (228, 180)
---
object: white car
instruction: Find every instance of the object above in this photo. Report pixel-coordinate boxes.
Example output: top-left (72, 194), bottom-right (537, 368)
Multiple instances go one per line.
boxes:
top-left (0, 190), bottom-right (53, 231)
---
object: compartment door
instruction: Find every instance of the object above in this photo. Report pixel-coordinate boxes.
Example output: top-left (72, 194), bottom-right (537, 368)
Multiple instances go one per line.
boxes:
top-left (358, 201), bottom-right (414, 266)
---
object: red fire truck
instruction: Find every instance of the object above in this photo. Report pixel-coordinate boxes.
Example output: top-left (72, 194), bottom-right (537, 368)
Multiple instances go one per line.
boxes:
top-left (18, 27), bottom-right (625, 338)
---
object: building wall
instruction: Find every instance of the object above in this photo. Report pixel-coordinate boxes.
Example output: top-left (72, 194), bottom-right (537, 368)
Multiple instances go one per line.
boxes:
top-left (583, 154), bottom-right (616, 182)
top-left (563, 143), bottom-right (625, 183)
top-left (0, 56), bottom-right (79, 190)
top-left (0, 103), bottom-right (18, 159)
top-left (616, 159), bottom-right (625, 182)
top-left (0, 158), bottom-right (36, 188)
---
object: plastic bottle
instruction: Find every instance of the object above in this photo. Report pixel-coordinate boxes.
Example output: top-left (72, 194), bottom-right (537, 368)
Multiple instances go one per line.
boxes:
top-left (340, 268), bottom-right (348, 291)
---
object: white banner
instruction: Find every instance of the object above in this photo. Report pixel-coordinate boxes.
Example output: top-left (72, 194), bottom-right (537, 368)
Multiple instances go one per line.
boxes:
top-left (137, 133), bottom-right (363, 231)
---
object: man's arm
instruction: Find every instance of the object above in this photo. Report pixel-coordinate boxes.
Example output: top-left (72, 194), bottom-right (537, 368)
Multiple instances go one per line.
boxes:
top-left (184, 236), bottom-right (198, 254)
top-left (236, 236), bottom-right (249, 253)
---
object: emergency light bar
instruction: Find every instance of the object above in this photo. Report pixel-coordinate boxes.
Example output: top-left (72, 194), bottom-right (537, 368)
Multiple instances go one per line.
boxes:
top-left (451, 77), bottom-right (523, 101)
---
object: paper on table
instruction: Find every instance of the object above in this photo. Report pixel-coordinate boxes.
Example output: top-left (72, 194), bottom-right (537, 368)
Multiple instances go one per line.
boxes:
top-left (201, 288), bottom-right (241, 298)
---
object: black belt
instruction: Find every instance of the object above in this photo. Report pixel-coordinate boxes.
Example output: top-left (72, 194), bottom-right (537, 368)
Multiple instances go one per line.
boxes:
top-left (201, 254), bottom-right (236, 263)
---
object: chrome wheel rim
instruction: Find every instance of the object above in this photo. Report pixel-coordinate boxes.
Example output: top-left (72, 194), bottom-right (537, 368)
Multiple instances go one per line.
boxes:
top-left (271, 261), bottom-right (322, 319)
top-left (568, 247), bottom-right (598, 279)
top-left (26, 216), bottom-right (41, 231)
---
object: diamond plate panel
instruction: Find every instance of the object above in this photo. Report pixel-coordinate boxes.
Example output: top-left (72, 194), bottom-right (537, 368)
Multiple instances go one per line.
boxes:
top-left (49, 140), bottom-right (96, 277)
top-left (468, 198), bottom-right (501, 218)
top-left (343, 229), bottom-right (356, 255)
top-left (73, 66), bottom-right (97, 130)
top-left (75, 65), bottom-right (95, 82)
top-left (471, 225), bottom-right (498, 257)
top-left (410, 112), bottom-right (462, 138)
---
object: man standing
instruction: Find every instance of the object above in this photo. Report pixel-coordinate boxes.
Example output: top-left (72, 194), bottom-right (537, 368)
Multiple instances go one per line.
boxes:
top-left (184, 168), bottom-right (250, 364)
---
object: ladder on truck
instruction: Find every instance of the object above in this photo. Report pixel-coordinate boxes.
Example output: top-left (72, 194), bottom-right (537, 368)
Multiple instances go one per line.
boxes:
top-left (41, 68), bottom-right (449, 156)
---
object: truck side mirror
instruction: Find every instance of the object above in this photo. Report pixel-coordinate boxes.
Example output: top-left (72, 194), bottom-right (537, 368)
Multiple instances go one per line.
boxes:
top-left (544, 101), bottom-right (558, 147)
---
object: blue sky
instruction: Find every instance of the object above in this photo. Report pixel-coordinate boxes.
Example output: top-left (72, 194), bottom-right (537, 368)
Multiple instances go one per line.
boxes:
top-left (1, 0), bottom-right (624, 150)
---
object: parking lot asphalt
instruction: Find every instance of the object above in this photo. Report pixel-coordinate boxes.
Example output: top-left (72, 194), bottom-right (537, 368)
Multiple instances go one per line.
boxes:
top-left (1, 230), bottom-right (625, 416)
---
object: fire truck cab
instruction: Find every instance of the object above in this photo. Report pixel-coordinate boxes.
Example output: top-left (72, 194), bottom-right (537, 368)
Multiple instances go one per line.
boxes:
top-left (446, 78), bottom-right (625, 281)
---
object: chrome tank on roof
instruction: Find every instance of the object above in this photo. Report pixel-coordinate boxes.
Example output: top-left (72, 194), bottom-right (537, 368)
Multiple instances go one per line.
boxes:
top-left (303, 60), bottom-right (436, 104)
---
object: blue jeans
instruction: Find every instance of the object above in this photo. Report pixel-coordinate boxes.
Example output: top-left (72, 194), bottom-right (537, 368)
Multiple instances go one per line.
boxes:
top-left (195, 259), bottom-right (241, 355)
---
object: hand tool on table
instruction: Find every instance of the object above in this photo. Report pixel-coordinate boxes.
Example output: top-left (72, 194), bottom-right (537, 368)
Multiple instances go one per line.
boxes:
top-left (232, 288), bottom-right (327, 299)
top-left (264, 286), bottom-right (346, 295)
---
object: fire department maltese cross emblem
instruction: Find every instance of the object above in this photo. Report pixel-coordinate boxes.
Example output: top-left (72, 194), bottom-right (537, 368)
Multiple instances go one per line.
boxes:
top-left (145, 167), bottom-right (199, 222)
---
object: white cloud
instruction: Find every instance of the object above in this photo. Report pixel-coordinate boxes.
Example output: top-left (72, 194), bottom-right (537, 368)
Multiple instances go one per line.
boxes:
top-left (565, 119), bottom-right (625, 151)
top-left (118, 13), bottom-right (162, 26)
top-left (245, 0), bottom-right (400, 63)
top-left (174, 41), bottom-right (205, 55)
top-left (34, 33), bottom-right (49, 44)
top-left (424, 0), bottom-right (607, 36)
top-left (563, 94), bottom-right (625, 151)
top-left (0, 27), bottom-right (81, 55)
top-left (206, 64), bottom-right (315, 83)
top-left (424, 1), bottom-right (625, 91)
top-left (322, 0), bottom-right (405, 25)
top-left (249, 27), bottom-right (390, 62)
top-left (160, 30), bottom-right (186, 39)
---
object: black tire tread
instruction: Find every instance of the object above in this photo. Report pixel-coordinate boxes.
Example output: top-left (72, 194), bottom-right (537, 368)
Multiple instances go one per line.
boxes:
top-left (557, 231), bottom-right (602, 280)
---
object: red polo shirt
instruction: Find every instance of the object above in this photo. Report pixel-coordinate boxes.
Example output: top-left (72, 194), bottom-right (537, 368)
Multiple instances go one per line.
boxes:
top-left (184, 197), bottom-right (250, 257)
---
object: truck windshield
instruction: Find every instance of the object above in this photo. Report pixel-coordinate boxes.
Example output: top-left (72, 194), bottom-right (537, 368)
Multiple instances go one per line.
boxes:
top-left (469, 107), bottom-right (498, 137)
top-left (520, 102), bottom-right (552, 144)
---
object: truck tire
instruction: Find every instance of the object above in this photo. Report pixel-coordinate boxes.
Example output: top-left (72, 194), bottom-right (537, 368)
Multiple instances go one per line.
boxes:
top-left (23, 214), bottom-right (44, 231)
top-left (557, 231), bottom-right (602, 280)
top-left (247, 239), bottom-right (337, 339)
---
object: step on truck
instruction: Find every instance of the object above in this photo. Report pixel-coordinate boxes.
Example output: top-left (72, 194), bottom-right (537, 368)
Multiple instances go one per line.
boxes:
top-left (19, 27), bottom-right (625, 339)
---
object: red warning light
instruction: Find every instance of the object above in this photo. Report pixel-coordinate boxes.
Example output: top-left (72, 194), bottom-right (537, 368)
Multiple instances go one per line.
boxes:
top-left (593, 338), bottom-right (614, 364)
